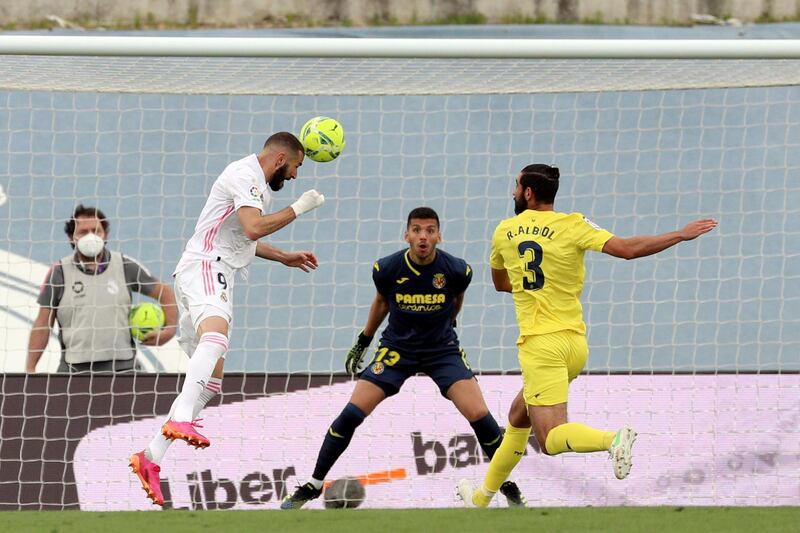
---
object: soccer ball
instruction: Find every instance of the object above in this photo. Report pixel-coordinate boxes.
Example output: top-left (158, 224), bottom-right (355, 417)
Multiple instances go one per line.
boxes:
top-left (323, 477), bottom-right (365, 509)
top-left (129, 303), bottom-right (165, 341)
top-left (300, 116), bottom-right (345, 163)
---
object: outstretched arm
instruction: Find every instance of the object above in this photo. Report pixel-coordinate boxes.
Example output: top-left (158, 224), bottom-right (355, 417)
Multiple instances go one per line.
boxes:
top-left (238, 206), bottom-right (296, 240)
top-left (255, 242), bottom-right (318, 273)
top-left (602, 218), bottom-right (718, 260)
top-left (237, 189), bottom-right (324, 241)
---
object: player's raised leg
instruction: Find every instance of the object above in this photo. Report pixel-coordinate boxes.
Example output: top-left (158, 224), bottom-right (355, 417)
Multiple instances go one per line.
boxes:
top-left (147, 359), bottom-right (223, 460)
top-left (281, 379), bottom-right (386, 509)
top-left (534, 403), bottom-right (614, 454)
top-left (459, 332), bottom-right (634, 508)
top-left (129, 370), bottom-right (223, 506)
top-left (129, 287), bottom-right (228, 505)
top-left (445, 375), bottom-right (527, 508)
top-left (521, 332), bottom-right (635, 479)
top-left (532, 403), bottom-right (636, 479)
top-left (130, 388), bottom-right (222, 506)
top-left (162, 315), bottom-right (229, 448)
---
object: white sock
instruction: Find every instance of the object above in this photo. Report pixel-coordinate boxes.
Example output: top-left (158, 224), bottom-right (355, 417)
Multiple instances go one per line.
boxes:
top-left (198, 376), bottom-right (222, 408)
top-left (146, 376), bottom-right (223, 463)
top-left (173, 332), bottom-right (227, 421)
top-left (146, 397), bottom-right (179, 463)
top-left (309, 478), bottom-right (324, 490)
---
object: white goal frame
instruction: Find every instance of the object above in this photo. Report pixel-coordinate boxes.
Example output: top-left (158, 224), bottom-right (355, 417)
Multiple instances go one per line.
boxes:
top-left (1, 35), bottom-right (800, 59)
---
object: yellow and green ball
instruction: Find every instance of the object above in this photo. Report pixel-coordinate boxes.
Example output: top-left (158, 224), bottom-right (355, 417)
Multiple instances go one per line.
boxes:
top-left (129, 303), bottom-right (165, 341)
top-left (300, 116), bottom-right (345, 163)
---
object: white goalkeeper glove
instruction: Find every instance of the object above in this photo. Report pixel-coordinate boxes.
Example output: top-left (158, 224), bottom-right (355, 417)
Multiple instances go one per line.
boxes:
top-left (291, 189), bottom-right (325, 217)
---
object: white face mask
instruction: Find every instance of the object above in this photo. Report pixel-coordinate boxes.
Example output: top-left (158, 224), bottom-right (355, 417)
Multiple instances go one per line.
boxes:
top-left (76, 233), bottom-right (105, 258)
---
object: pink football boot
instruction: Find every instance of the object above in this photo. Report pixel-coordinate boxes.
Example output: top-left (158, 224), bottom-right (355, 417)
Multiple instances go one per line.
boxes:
top-left (161, 419), bottom-right (211, 449)
top-left (129, 451), bottom-right (164, 506)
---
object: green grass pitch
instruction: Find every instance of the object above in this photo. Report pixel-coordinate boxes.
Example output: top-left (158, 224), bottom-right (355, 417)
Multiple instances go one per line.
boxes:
top-left (4, 507), bottom-right (799, 533)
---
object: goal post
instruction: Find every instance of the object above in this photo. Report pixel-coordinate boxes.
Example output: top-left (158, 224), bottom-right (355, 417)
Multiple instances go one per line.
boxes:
top-left (0, 37), bottom-right (797, 510)
top-left (2, 36), bottom-right (800, 96)
top-left (2, 35), bottom-right (800, 57)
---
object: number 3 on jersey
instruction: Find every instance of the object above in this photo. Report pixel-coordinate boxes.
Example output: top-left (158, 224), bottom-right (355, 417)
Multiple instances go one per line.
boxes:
top-left (518, 240), bottom-right (545, 290)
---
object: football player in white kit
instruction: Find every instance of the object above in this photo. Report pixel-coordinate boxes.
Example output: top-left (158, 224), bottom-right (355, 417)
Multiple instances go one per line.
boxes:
top-left (129, 132), bottom-right (324, 506)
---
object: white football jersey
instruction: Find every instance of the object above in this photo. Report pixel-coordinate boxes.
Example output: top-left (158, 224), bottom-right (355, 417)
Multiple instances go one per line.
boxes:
top-left (175, 154), bottom-right (272, 274)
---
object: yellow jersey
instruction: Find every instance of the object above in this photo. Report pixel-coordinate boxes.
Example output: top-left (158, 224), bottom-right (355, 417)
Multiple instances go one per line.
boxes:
top-left (489, 210), bottom-right (614, 337)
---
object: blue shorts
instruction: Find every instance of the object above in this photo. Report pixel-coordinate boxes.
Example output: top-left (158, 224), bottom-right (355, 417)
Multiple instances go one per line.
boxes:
top-left (358, 343), bottom-right (474, 397)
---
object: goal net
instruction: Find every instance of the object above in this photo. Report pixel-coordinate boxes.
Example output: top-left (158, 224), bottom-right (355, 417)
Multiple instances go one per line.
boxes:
top-left (0, 38), bottom-right (798, 510)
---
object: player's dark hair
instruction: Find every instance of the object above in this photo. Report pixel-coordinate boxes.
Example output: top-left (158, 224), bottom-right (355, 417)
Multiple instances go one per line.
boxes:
top-left (264, 132), bottom-right (304, 155)
top-left (64, 204), bottom-right (109, 239)
top-left (407, 207), bottom-right (440, 228)
top-left (519, 164), bottom-right (560, 204)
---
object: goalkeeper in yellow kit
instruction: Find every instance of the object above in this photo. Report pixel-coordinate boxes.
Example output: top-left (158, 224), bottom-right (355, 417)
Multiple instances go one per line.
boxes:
top-left (458, 164), bottom-right (718, 507)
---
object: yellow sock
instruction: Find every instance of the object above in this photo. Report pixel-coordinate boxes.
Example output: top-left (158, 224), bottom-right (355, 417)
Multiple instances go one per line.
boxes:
top-left (544, 422), bottom-right (616, 455)
top-left (472, 488), bottom-right (492, 508)
top-left (474, 424), bottom-right (532, 507)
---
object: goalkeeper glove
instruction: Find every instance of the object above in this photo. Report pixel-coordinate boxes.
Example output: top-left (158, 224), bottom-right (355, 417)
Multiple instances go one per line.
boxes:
top-left (345, 331), bottom-right (374, 375)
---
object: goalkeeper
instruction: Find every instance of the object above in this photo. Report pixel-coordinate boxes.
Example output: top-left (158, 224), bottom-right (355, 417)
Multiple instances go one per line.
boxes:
top-left (282, 207), bottom-right (526, 509)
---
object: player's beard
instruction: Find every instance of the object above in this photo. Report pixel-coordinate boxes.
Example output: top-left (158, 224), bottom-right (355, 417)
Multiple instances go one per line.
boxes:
top-left (513, 194), bottom-right (527, 215)
top-left (269, 163), bottom-right (290, 192)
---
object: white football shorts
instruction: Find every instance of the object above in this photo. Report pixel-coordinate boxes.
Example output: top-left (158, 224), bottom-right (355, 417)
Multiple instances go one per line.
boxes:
top-left (174, 260), bottom-right (235, 357)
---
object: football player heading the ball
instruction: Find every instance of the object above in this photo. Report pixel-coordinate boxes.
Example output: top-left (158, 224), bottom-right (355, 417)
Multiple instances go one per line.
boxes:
top-left (129, 132), bottom-right (324, 507)
top-left (281, 207), bottom-right (527, 510)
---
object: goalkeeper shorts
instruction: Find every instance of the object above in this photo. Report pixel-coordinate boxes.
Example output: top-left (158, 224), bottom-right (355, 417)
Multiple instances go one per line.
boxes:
top-left (517, 330), bottom-right (588, 406)
top-left (359, 343), bottom-right (474, 398)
